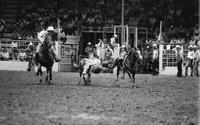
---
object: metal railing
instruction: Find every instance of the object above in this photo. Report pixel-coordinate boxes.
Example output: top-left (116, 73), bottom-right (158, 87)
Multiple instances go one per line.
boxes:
top-left (161, 44), bottom-right (190, 67)
top-left (0, 39), bottom-right (38, 61)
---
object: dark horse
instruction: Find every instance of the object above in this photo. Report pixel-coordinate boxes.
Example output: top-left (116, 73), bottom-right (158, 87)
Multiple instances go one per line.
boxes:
top-left (110, 48), bottom-right (143, 87)
top-left (35, 35), bottom-right (54, 84)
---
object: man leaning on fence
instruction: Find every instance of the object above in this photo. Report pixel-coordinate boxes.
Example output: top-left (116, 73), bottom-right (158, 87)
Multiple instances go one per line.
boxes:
top-left (185, 45), bottom-right (194, 77)
top-left (152, 44), bottom-right (159, 75)
top-left (193, 45), bottom-right (200, 77)
top-left (172, 45), bottom-right (183, 77)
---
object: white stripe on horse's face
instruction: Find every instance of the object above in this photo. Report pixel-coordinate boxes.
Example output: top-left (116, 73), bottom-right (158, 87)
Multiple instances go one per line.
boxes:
top-left (137, 50), bottom-right (143, 60)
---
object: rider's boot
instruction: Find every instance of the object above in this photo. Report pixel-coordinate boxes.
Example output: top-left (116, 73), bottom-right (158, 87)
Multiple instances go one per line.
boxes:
top-left (51, 50), bottom-right (61, 62)
top-left (55, 55), bottom-right (61, 62)
top-left (27, 64), bottom-right (31, 71)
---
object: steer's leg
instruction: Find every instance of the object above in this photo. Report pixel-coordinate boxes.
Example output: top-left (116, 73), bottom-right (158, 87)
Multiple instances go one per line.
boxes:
top-left (116, 64), bottom-right (121, 81)
top-left (87, 73), bottom-right (91, 86)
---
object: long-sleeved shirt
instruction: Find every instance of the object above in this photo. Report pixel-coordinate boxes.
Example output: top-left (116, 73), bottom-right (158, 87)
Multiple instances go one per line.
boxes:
top-left (37, 30), bottom-right (48, 43)
top-left (172, 47), bottom-right (184, 60)
top-left (152, 49), bottom-right (158, 60)
top-left (187, 51), bottom-right (194, 59)
top-left (194, 50), bottom-right (200, 61)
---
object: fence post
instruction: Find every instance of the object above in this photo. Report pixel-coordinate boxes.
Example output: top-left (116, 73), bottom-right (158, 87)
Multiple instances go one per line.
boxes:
top-left (55, 41), bottom-right (60, 72)
top-left (159, 44), bottom-right (163, 74)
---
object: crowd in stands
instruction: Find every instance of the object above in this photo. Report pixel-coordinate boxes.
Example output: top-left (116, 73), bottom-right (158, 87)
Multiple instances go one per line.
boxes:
top-left (136, 0), bottom-right (198, 40)
top-left (13, 0), bottom-right (111, 39)
top-left (0, 40), bottom-right (35, 61)
top-left (0, 0), bottom-right (198, 45)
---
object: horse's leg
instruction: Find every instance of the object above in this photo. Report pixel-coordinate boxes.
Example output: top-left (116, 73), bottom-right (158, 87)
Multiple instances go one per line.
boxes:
top-left (49, 67), bottom-right (52, 81)
top-left (78, 71), bottom-right (82, 85)
top-left (38, 66), bottom-right (43, 83)
top-left (27, 58), bottom-right (32, 71)
top-left (36, 63), bottom-right (41, 76)
top-left (82, 75), bottom-right (87, 85)
top-left (87, 73), bottom-right (91, 86)
top-left (124, 66), bottom-right (132, 82)
top-left (45, 68), bottom-right (49, 82)
top-left (131, 71), bottom-right (136, 88)
top-left (121, 67), bottom-right (125, 79)
top-left (116, 64), bottom-right (121, 81)
top-left (48, 67), bottom-right (53, 85)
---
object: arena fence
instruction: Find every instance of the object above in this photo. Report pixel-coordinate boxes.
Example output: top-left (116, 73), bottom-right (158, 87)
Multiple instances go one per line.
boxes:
top-left (159, 44), bottom-right (194, 75)
top-left (0, 39), bottom-right (59, 71)
top-left (0, 38), bottom-right (197, 74)
top-left (0, 39), bottom-right (37, 61)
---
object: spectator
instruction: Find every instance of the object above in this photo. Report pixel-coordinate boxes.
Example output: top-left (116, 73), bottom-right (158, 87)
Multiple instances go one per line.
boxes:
top-left (85, 42), bottom-right (95, 59)
top-left (2, 49), bottom-right (9, 61)
top-left (189, 37), bottom-right (195, 45)
top-left (18, 50), bottom-right (27, 61)
top-left (104, 45), bottom-right (113, 61)
top-left (110, 34), bottom-right (118, 47)
top-left (102, 45), bottom-right (114, 67)
top-left (119, 45), bottom-right (127, 59)
top-left (143, 45), bottom-right (151, 73)
top-left (25, 42), bottom-right (35, 71)
top-left (11, 41), bottom-right (18, 60)
top-left (172, 45), bottom-right (184, 77)
top-left (193, 45), bottom-right (200, 77)
top-left (193, 24), bottom-right (199, 44)
top-left (185, 45), bottom-right (194, 77)
top-left (152, 44), bottom-right (159, 75)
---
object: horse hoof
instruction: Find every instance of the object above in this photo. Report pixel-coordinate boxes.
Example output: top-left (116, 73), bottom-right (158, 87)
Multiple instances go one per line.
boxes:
top-left (48, 81), bottom-right (51, 85)
top-left (39, 79), bottom-right (42, 83)
top-left (135, 85), bottom-right (139, 88)
top-left (113, 84), bottom-right (120, 87)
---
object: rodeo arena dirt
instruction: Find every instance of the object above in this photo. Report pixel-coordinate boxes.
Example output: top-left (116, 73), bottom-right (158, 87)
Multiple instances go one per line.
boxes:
top-left (0, 0), bottom-right (199, 125)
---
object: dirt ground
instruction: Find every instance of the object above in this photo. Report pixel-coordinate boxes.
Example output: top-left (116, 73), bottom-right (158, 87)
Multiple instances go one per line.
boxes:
top-left (0, 70), bottom-right (199, 125)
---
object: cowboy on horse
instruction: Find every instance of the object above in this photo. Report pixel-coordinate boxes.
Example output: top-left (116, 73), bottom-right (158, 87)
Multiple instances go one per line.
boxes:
top-left (36, 26), bottom-right (61, 63)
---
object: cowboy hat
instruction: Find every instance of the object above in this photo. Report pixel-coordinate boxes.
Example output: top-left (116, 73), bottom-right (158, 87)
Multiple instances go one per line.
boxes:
top-left (87, 42), bottom-right (91, 45)
top-left (46, 26), bottom-right (54, 31)
top-left (113, 34), bottom-right (118, 37)
top-left (188, 45), bottom-right (193, 48)
top-left (28, 42), bottom-right (33, 46)
top-left (175, 45), bottom-right (181, 48)
top-left (152, 44), bottom-right (157, 47)
top-left (121, 45), bottom-right (126, 48)
top-left (193, 45), bottom-right (198, 48)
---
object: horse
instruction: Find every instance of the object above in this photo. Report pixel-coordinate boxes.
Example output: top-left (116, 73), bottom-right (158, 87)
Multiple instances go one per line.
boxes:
top-left (35, 35), bottom-right (54, 84)
top-left (109, 48), bottom-right (143, 87)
